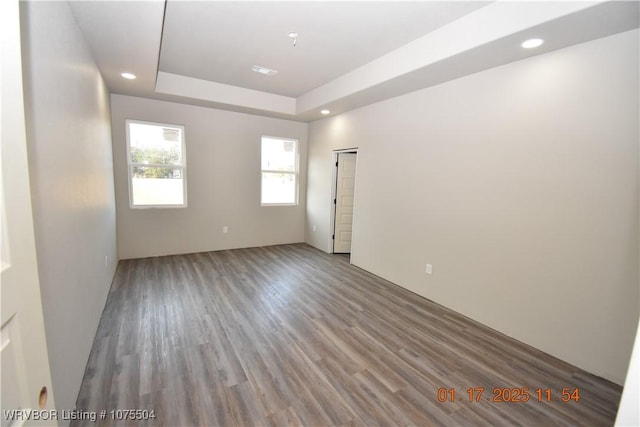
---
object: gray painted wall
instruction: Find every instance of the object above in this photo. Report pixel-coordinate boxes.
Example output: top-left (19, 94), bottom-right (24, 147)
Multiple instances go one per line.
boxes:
top-left (306, 29), bottom-right (639, 385)
top-left (20, 1), bottom-right (118, 416)
top-left (110, 95), bottom-right (308, 259)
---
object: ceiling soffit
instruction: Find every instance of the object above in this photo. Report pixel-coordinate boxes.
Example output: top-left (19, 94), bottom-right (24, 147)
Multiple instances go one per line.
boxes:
top-left (69, 1), bottom-right (640, 122)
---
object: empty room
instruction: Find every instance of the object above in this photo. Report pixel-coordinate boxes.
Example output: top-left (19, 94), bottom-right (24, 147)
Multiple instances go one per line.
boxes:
top-left (2, 0), bottom-right (639, 426)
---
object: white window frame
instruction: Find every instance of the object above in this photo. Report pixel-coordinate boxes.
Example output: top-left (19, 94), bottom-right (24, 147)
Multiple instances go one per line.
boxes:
top-left (260, 136), bottom-right (299, 206)
top-left (126, 119), bottom-right (188, 209)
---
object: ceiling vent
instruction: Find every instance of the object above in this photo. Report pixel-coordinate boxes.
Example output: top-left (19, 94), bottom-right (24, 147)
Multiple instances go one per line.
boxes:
top-left (251, 65), bottom-right (278, 76)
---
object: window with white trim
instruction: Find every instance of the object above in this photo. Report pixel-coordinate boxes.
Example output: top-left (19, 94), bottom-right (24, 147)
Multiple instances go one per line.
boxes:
top-left (126, 120), bottom-right (187, 208)
top-left (261, 136), bottom-right (298, 206)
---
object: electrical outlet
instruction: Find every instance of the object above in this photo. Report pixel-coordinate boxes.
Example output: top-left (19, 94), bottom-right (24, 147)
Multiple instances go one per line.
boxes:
top-left (104, 256), bottom-right (108, 267)
top-left (426, 264), bottom-right (433, 275)
top-left (312, 225), bottom-right (317, 232)
top-left (223, 226), bottom-right (229, 234)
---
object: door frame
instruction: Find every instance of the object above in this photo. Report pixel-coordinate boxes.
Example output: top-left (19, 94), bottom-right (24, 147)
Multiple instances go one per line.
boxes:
top-left (330, 148), bottom-right (358, 255)
top-left (1, 0), bottom-right (57, 419)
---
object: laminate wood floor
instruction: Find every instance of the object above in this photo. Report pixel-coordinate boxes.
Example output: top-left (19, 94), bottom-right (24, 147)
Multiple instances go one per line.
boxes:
top-left (74, 244), bottom-right (622, 426)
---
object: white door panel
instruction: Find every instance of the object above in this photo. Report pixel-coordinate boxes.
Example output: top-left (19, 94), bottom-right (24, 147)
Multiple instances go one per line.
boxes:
top-left (333, 153), bottom-right (357, 253)
top-left (1, 0), bottom-right (57, 425)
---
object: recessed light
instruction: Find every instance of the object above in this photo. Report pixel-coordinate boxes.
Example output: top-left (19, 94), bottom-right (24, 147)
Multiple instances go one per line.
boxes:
top-left (521, 38), bottom-right (544, 49)
top-left (321, 109), bottom-right (330, 115)
top-left (251, 65), bottom-right (278, 76)
top-left (121, 72), bottom-right (136, 80)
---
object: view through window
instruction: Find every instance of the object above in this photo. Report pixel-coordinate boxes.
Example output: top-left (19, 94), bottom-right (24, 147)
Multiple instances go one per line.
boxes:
top-left (126, 120), bottom-right (187, 208)
top-left (261, 136), bottom-right (298, 205)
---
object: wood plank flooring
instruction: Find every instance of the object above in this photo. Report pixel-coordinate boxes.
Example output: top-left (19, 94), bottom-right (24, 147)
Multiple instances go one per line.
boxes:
top-left (73, 244), bottom-right (622, 426)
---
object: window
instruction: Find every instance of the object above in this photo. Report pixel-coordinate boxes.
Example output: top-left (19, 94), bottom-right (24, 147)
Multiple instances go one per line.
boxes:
top-left (261, 136), bottom-right (298, 205)
top-left (126, 120), bottom-right (187, 208)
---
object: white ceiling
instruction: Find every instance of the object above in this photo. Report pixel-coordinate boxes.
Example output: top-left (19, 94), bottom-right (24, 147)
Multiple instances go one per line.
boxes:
top-left (68, 1), bottom-right (639, 122)
top-left (159, 2), bottom-right (488, 97)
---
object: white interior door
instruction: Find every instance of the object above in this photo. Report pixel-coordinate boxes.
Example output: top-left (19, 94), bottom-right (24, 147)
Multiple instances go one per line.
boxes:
top-left (333, 153), bottom-right (357, 253)
top-left (1, 0), bottom-right (57, 425)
